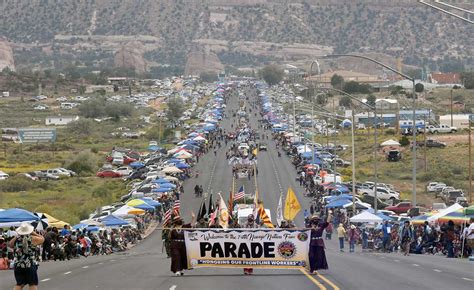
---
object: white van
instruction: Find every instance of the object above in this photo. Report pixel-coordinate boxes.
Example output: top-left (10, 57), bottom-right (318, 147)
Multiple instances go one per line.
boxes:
top-left (0, 171), bottom-right (9, 180)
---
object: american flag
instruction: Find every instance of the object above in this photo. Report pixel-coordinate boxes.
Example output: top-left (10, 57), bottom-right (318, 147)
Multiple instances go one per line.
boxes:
top-left (173, 199), bottom-right (181, 212)
top-left (163, 208), bottom-right (172, 226)
top-left (234, 186), bottom-right (245, 200)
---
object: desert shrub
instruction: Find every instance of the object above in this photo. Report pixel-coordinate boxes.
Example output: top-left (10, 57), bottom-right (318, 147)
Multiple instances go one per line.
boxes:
top-left (63, 150), bottom-right (98, 175)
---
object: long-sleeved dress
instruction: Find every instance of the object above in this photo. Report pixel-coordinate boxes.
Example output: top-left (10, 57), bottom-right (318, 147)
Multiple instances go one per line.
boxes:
top-left (309, 221), bottom-right (329, 272)
top-left (170, 226), bottom-right (188, 273)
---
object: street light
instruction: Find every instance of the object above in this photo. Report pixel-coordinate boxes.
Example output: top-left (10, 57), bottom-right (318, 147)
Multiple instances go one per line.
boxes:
top-left (320, 54), bottom-right (418, 208)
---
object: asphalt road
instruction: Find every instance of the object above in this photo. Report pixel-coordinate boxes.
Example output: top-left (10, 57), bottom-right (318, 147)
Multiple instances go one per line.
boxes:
top-left (1, 87), bottom-right (472, 290)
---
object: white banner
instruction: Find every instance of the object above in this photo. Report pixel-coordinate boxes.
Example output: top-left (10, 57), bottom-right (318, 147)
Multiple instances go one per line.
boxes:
top-left (184, 229), bottom-right (311, 269)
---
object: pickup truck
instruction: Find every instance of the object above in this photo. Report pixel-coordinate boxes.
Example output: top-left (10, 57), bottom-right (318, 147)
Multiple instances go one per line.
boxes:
top-left (358, 186), bottom-right (400, 201)
top-left (385, 202), bottom-right (412, 214)
top-left (427, 124), bottom-right (457, 134)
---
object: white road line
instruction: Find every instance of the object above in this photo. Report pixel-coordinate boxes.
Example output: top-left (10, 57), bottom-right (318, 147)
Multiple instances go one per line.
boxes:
top-left (82, 265), bottom-right (89, 269)
top-left (170, 285), bottom-right (177, 290)
top-left (110, 259), bottom-right (116, 262)
top-left (462, 277), bottom-right (473, 281)
top-left (412, 264), bottom-right (420, 267)
top-left (98, 262), bottom-right (103, 265)
top-left (64, 271), bottom-right (72, 275)
top-left (41, 278), bottom-right (51, 282)
top-left (380, 256), bottom-right (386, 259)
top-left (393, 259), bottom-right (400, 262)
top-left (433, 269), bottom-right (442, 273)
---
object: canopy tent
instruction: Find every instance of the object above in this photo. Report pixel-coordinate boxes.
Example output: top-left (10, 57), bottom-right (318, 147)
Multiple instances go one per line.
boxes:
top-left (152, 178), bottom-right (169, 184)
top-left (411, 214), bottom-right (431, 225)
top-left (43, 213), bottom-right (69, 228)
top-left (343, 201), bottom-right (371, 210)
top-left (127, 208), bottom-right (146, 215)
top-left (113, 205), bottom-right (144, 217)
top-left (380, 139), bottom-right (401, 147)
top-left (99, 215), bottom-right (130, 227)
top-left (0, 208), bottom-right (40, 223)
top-left (193, 136), bottom-right (207, 141)
top-left (325, 198), bottom-right (351, 208)
top-left (158, 182), bottom-right (176, 189)
top-left (140, 198), bottom-right (161, 207)
top-left (327, 194), bottom-right (353, 203)
top-left (129, 161), bottom-right (145, 169)
top-left (350, 211), bottom-right (383, 223)
top-left (465, 205), bottom-right (474, 216)
top-left (176, 163), bottom-right (190, 169)
top-left (427, 203), bottom-right (463, 222)
top-left (152, 187), bottom-right (171, 193)
top-left (438, 209), bottom-right (473, 224)
top-left (161, 166), bottom-right (183, 174)
top-left (148, 145), bottom-right (162, 152)
top-left (72, 223), bottom-right (100, 231)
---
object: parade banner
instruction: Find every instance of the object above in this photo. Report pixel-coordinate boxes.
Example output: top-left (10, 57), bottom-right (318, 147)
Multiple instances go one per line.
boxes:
top-left (184, 229), bottom-right (311, 269)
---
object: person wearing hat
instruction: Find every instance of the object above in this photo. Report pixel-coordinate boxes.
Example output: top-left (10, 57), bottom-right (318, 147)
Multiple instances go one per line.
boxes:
top-left (337, 223), bottom-right (346, 252)
top-left (169, 213), bottom-right (194, 276)
top-left (8, 222), bottom-right (44, 290)
top-left (243, 214), bottom-right (258, 275)
top-left (348, 225), bottom-right (359, 253)
top-left (308, 211), bottom-right (332, 274)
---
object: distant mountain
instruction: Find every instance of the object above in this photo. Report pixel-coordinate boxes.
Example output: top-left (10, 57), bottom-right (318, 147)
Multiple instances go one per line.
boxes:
top-left (0, 0), bottom-right (472, 74)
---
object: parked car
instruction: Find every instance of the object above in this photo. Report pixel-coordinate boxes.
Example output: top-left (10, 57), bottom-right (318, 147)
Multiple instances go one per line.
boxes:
top-left (0, 171), bottom-right (10, 180)
top-left (33, 171), bottom-right (60, 181)
top-left (116, 166), bottom-right (132, 177)
top-left (455, 197), bottom-right (468, 207)
top-left (17, 173), bottom-right (38, 181)
top-left (426, 182), bottom-right (446, 192)
top-left (358, 186), bottom-right (400, 201)
top-left (258, 143), bottom-right (268, 151)
top-left (96, 169), bottom-right (121, 178)
top-left (427, 124), bottom-right (457, 134)
top-left (385, 202), bottom-right (412, 214)
top-left (334, 158), bottom-right (351, 168)
top-left (360, 195), bottom-right (390, 210)
top-left (46, 168), bottom-right (71, 177)
top-left (444, 190), bottom-right (464, 205)
top-left (387, 150), bottom-right (401, 162)
top-left (438, 186), bottom-right (455, 199)
top-left (431, 203), bottom-right (447, 211)
top-left (407, 206), bottom-right (428, 217)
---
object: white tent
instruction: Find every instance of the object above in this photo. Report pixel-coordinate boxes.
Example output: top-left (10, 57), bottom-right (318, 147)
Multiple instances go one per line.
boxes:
top-left (161, 166), bottom-right (183, 174)
top-left (380, 139), bottom-right (400, 147)
top-left (113, 205), bottom-right (138, 217)
top-left (349, 211), bottom-right (383, 223)
top-left (427, 203), bottom-right (463, 222)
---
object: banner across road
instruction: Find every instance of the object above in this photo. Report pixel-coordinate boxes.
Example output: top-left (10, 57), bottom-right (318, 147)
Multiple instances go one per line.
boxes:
top-left (184, 229), bottom-right (311, 269)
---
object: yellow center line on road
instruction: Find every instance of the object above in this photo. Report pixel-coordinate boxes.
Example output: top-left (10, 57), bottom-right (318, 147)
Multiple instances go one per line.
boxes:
top-left (299, 268), bottom-right (327, 290)
top-left (318, 273), bottom-right (340, 290)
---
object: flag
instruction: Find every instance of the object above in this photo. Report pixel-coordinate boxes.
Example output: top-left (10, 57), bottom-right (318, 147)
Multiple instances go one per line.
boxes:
top-left (235, 186), bottom-right (245, 200)
top-left (218, 192), bottom-right (229, 229)
top-left (257, 203), bottom-right (274, 228)
top-left (253, 190), bottom-right (259, 207)
top-left (163, 208), bottom-right (172, 226)
top-left (228, 190), bottom-right (234, 213)
top-left (276, 194), bottom-right (283, 226)
top-left (208, 193), bottom-right (215, 214)
top-left (197, 198), bottom-right (207, 221)
top-left (252, 147), bottom-right (258, 156)
top-left (284, 187), bottom-right (301, 221)
top-left (173, 199), bottom-right (181, 213)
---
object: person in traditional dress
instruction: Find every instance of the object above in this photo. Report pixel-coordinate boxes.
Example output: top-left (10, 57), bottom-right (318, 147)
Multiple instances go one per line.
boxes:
top-left (243, 214), bottom-right (258, 275)
top-left (169, 215), bottom-right (193, 276)
top-left (308, 211), bottom-right (332, 274)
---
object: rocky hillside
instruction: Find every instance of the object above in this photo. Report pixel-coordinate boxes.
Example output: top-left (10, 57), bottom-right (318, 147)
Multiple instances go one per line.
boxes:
top-left (0, 0), bottom-right (472, 73)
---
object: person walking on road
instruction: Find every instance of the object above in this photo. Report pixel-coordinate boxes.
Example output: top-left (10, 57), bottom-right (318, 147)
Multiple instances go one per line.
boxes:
top-left (170, 215), bottom-right (194, 276)
top-left (308, 211), bottom-right (332, 274)
top-left (337, 223), bottom-right (346, 252)
top-left (9, 222), bottom-right (44, 290)
top-left (398, 220), bottom-right (414, 256)
top-left (381, 220), bottom-right (391, 253)
top-left (243, 214), bottom-right (258, 275)
top-left (348, 225), bottom-right (359, 253)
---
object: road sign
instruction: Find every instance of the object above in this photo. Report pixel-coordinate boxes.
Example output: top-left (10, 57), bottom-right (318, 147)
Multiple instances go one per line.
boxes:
top-left (18, 128), bottom-right (56, 143)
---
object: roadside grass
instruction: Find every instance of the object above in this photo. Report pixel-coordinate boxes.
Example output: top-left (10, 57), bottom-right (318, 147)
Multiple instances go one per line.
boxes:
top-left (0, 176), bottom-right (126, 225)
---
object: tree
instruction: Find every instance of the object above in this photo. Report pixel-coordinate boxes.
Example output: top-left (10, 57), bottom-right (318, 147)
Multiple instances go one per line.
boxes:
top-left (415, 83), bottom-right (424, 93)
top-left (79, 99), bottom-right (105, 118)
top-left (343, 81), bottom-right (372, 94)
top-left (331, 74), bottom-right (344, 89)
top-left (366, 94), bottom-right (376, 107)
top-left (461, 72), bottom-right (474, 89)
top-left (166, 97), bottom-right (184, 124)
top-left (67, 119), bottom-right (94, 136)
top-left (339, 95), bottom-right (352, 108)
top-left (390, 85), bottom-right (405, 96)
top-left (200, 71), bottom-right (218, 83)
top-left (259, 65), bottom-right (284, 86)
top-left (316, 94), bottom-right (327, 106)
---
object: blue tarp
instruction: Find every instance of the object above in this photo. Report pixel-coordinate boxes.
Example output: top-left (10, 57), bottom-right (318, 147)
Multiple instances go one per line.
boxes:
top-left (100, 215), bottom-right (129, 227)
top-left (159, 182), bottom-right (176, 189)
top-left (140, 198), bottom-right (161, 207)
top-left (176, 163), bottom-right (190, 169)
top-left (327, 194), bottom-right (353, 203)
top-left (148, 145), bottom-right (162, 152)
top-left (152, 187), bottom-right (171, 193)
top-left (325, 199), bottom-right (352, 208)
top-left (72, 224), bottom-right (100, 231)
top-left (152, 178), bottom-right (169, 184)
top-left (0, 208), bottom-right (40, 223)
top-left (132, 203), bottom-right (155, 211)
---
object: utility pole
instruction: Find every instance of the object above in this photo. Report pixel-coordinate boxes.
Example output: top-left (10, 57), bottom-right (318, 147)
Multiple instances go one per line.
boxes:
top-left (469, 119), bottom-right (472, 203)
top-left (450, 89), bottom-right (453, 127)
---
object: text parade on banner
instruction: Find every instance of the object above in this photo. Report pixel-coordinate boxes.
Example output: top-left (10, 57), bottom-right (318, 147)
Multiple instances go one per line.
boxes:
top-left (184, 229), bottom-right (311, 269)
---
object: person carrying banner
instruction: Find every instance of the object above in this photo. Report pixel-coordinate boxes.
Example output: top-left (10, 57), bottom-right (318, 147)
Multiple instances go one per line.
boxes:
top-left (243, 214), bottom-right (258, 275)
top-left (170, 214), bottom-right (194, 276)
top-left (308, 211), bottom-right (332, 274)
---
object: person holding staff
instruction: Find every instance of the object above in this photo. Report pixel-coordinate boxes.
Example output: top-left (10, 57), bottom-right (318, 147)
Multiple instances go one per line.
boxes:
top-left (308, 211), bottom-right (332, 274)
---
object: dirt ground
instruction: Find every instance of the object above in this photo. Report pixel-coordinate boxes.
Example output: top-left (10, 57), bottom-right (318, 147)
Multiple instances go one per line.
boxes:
top-left (430, 133), bottom-right (470, 145)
